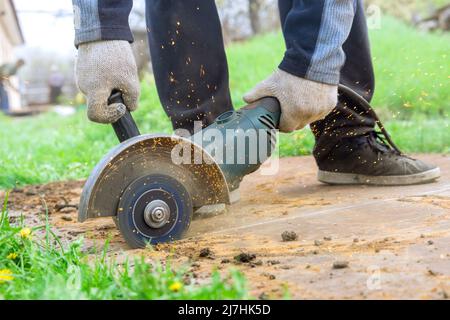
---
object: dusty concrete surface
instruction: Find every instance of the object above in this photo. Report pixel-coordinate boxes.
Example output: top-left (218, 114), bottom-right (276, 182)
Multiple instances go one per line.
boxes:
top-left (3, 154), bottom-right (450, 299)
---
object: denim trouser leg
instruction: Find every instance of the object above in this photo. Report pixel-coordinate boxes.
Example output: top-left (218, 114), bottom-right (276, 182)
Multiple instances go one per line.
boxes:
top-left (146, 0), bottom-right (376, 158)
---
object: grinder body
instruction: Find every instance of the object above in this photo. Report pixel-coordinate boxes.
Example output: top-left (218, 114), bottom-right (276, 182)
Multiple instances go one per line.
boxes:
top-left (191, 98), bottom-right (280, 190)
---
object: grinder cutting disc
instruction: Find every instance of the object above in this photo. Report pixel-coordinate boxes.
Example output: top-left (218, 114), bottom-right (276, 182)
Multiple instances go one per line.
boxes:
top-left (79, 133), bottom-right (230, 248)
top-left (116, 174), bottom-right (192, 248)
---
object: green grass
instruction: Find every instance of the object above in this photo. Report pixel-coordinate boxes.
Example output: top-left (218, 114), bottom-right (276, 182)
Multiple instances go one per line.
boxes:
top-left (0, 82), bottom-right (171, 188)
top-left (278, 118), bottom-right (450, 157)
top-left (0, 15), bottom-right (448, 189)
top-left (226, 15), bottom-right (450, 118)
top-left (0, 195), bottom-right (248, 299)
top-left (370, 17), bottom-right (449, 118)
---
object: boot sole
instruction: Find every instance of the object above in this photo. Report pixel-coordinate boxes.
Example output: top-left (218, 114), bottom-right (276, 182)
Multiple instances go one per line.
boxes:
top-left (318, 167), bottom-right (441, 186)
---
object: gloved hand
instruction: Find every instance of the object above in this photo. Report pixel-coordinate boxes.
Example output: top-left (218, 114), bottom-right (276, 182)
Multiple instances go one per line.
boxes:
top-left (75, 40), bottom-right (140, 123)
top-left (244, 69), bottom-right (337, 133)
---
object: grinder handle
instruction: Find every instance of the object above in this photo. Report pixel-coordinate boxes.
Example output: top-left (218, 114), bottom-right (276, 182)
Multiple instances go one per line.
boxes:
top-left (240, 97), bottom-right (281, 129)
top-left (108, 90), bottom-right (141, 142)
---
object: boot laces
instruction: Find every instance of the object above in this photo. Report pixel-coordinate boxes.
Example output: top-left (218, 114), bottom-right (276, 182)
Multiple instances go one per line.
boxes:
top-left (338, 84), bottom-right (403, 156)
top-left (367, 131), bottom-right (398, 156)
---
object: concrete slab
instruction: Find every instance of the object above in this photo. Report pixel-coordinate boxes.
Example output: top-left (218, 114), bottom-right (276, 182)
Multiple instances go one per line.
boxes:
top-left (184, 154), bottom-right (450, 299)
top-left (5, 154), bottom-right (450, 299)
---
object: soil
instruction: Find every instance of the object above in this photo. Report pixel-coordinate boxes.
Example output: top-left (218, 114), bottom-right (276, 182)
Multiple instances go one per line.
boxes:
top-left (333, 261), bottom-right (350, 269)
top-left (2, 154), bottom-right (450, 299)
top-left (281, 231), bottom-right (298, 242)
top-left (234, 252), bottom-right (257, 263)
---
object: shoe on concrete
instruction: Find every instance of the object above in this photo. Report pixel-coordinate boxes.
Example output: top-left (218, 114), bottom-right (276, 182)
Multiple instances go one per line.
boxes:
top-left (317, 131), bottom-right (440, 186)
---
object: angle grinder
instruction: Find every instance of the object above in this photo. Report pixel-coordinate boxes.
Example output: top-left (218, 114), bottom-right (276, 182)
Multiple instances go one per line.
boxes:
top-left (79, 91), bottom-right (281, 248)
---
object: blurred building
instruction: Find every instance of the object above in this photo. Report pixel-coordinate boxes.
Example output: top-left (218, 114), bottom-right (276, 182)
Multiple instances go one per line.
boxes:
top-left (0, 0), bottom-right (24, 110)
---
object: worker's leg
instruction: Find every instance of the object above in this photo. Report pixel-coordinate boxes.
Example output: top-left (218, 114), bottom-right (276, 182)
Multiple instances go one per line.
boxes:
top-left (278, 0), bottom-right (375, 160)
top-left (309, 0), bottom-right (376, 162)
top-left (278, 0), bottom-right (293, 35)
top-left (145, 0), bottom-right (233, 134)
top-left (278, 0), bottom-right (439, 184)
top-left (0, 83), bottom-right (10, 113)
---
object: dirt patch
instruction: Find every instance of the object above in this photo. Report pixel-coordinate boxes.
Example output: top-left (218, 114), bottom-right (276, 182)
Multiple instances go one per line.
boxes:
top-left (199, 248), bottom-right (214, 259)
top-left (332, 261), bottom-right (350, 269)
top-left (281, 231), bottom-right (298, 242)
top-left (8, 181), bottom-right (84, 215)
top-left (234, 252), bottom-right (257, 263)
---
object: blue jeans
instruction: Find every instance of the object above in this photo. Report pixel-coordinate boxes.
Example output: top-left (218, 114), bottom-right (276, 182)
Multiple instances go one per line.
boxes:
top-left (0, 82), bottom-right (10, 112)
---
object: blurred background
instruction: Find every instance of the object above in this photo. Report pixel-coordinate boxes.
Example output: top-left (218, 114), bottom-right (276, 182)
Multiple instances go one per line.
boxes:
top-left (0, 0), bottom-right (449, 189)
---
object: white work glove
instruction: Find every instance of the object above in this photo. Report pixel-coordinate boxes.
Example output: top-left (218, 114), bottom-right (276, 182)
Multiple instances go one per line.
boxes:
top-left (75, 40), bottom-right (140, 123)
top-left (244, 69), bottom-right (337, 133)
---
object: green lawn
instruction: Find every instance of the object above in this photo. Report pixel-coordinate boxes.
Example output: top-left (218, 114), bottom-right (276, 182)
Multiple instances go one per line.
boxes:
top-left (0, 15), bottom-right (449, 189)
top-left (226, 15), bottom-right (450, 118)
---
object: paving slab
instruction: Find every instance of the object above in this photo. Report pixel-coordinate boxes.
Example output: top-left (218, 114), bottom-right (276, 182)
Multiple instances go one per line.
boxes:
top-left (5, 154), bottom-right (450, 299)
top-left (186, 154), bottom-right (450, 299)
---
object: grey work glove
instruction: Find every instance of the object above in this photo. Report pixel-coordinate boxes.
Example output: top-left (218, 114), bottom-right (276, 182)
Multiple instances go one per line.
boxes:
top-left (244, 69), bottom-right (338, 133)
top-left (75, 40), bottom-right (140, 123)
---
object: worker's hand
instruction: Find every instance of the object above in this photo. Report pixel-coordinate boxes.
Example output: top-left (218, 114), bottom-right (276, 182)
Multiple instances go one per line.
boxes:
top-left (244, 69), bottom-right (337, 133)
top-left (75, 40), bottom-right (140, 123)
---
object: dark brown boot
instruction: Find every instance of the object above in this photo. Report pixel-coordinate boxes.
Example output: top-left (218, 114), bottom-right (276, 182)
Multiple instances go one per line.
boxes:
top-left (317, 131), bottom-right (440, 186)
top-left (314, 85), bottom-right (440, 186)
